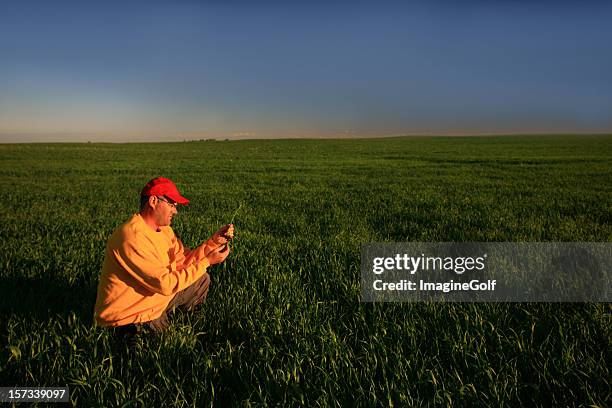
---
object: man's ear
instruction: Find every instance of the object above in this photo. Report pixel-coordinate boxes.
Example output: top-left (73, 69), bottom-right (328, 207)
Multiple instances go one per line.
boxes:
top-left (148, 195), bottom-right (158, 210)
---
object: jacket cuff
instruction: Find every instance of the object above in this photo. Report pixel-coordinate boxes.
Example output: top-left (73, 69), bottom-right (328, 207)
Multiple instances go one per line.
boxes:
top-left (197, 257), bottom-right (210, 273)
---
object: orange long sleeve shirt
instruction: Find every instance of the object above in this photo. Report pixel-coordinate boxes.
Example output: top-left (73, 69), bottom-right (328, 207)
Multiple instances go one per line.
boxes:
top-left (94, 214), bottom-right (212, 327)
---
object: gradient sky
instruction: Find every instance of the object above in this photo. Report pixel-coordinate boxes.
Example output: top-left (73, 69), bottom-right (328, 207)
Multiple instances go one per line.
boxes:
top-left (1, 0), bottom-right (611, 142)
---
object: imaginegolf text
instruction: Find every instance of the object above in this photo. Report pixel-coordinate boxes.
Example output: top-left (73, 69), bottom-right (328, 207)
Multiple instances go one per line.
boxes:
top-left (372, 279), bottom-right (497, 293)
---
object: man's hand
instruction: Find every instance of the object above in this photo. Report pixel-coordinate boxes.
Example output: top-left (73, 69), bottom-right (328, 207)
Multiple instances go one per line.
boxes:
top-left (206, 243), bottom-right (230, 265)
top-left (212, 224), bottom-right (234, 246)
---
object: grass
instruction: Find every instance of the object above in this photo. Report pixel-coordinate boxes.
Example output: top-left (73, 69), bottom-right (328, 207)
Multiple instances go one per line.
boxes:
top-left (0, 135), bottom-right (610, 406)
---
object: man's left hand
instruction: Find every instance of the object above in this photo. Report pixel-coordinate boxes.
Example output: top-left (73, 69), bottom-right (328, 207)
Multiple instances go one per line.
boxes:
top-left (212, 224), bottom-right (234, 246)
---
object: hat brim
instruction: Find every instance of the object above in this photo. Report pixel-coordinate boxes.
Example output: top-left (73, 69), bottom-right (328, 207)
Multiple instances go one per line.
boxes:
top-left (165, 192), bottom-right (190, 205)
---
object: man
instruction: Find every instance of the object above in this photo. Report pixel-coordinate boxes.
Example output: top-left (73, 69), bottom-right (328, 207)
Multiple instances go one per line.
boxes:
top-left (94, 177), bottom-right (233, 336)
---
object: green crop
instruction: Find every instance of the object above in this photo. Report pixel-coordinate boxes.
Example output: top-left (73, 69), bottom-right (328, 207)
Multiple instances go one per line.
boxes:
top-left (0, 135), bottom-right (610, 406)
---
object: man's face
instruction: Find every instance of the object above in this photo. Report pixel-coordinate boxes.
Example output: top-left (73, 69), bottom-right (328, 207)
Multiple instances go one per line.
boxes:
top-left (153, 196), bottom-right (178, 227)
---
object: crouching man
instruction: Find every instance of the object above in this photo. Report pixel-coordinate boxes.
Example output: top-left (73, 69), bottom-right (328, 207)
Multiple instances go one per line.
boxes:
top-left (94, 177), bottom-right (233, 338)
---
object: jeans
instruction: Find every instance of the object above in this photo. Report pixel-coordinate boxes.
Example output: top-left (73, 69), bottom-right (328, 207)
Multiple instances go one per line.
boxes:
top-left (113, 272), bottom-right (211, 337)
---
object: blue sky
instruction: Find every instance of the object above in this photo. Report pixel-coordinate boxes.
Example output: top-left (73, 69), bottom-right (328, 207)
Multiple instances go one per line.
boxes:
top-left (1, 1), bottom-right (611, 141)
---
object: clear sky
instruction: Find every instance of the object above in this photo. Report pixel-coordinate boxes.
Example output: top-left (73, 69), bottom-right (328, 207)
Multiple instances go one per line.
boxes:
top-left (1, 0), bottom-right (611, 142)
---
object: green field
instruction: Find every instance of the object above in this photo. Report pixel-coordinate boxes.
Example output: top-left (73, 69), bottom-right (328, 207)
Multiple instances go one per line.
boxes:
top-left (1, 135), bottom-right (610, 406)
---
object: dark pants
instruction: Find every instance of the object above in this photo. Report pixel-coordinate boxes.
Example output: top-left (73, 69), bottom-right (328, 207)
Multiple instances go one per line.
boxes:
top-left (113, 273), bottom-right (211, 338)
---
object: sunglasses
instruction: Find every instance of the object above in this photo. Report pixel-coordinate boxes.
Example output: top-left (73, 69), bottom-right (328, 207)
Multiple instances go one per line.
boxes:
top-left (156, 196), bottom-right (178, 209)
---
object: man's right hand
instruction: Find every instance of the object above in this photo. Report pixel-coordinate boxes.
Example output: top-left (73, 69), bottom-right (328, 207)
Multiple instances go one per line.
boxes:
top-left (206, 243), bottom-right (230, 265)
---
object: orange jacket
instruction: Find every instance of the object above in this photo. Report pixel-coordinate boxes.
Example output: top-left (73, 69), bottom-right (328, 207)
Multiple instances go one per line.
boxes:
top-left (94, 213), bottom-right (213, 327)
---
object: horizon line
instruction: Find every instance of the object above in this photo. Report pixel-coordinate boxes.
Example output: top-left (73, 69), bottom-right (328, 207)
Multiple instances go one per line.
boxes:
top-left (1, 131), bottom-right (612, 144)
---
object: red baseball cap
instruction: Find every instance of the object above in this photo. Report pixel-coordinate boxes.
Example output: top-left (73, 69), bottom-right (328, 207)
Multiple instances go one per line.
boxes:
top-left (140, 177), bottom-right (190, 205)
